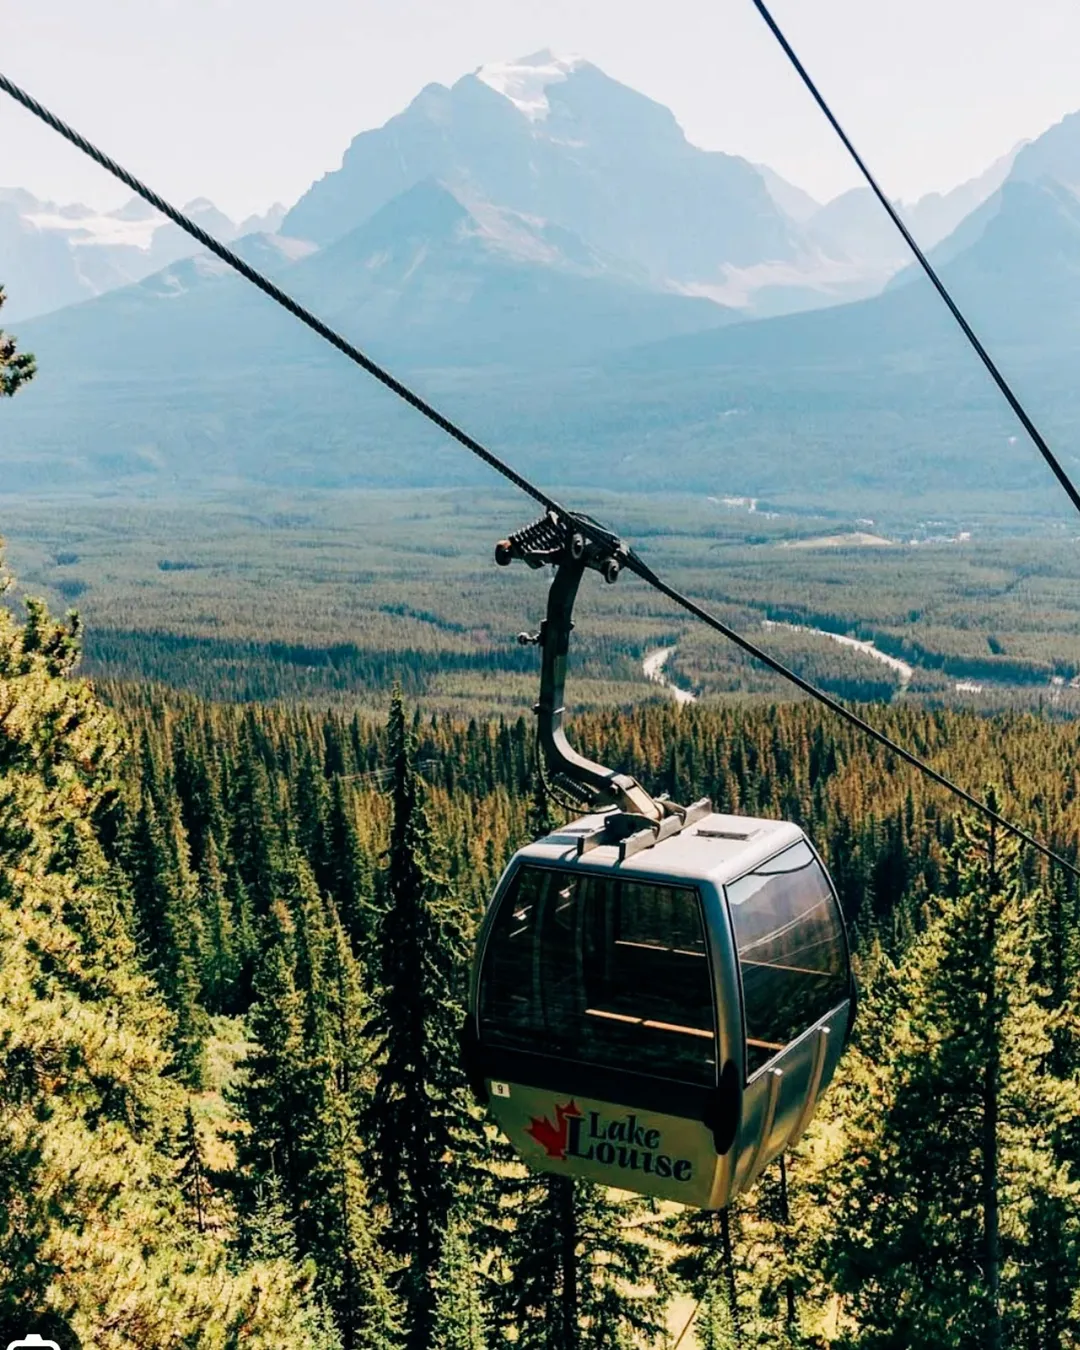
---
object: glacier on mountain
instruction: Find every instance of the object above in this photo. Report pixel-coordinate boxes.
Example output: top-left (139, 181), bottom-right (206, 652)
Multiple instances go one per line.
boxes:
top-left (474, 49), bottom-right (585, 121)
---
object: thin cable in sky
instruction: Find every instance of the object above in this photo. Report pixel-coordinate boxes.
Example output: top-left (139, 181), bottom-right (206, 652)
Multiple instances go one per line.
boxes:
top-left (2, 63), bottom-right (1077, 880)
top-left (749, 0), bottom-right (1080, 523)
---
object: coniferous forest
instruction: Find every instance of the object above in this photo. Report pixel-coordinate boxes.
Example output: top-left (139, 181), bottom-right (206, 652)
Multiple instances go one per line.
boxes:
top-left (7, 590), bottom-right (1080, 1346)
top-left (6, 291), bottom-right (1080, 1350)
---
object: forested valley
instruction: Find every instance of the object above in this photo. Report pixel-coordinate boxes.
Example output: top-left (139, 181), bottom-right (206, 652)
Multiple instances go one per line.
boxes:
top-left (6, 550), bottom-right (1080, 1347)
top-left (5, 275), bottom-right (1080, 1349)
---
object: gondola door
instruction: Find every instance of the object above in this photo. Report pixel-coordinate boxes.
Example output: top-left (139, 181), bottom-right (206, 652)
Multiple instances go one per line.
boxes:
top-left (475, 862), bottom-right (728, 1206)
top-left (725, 840), bottom-right (852, 1192)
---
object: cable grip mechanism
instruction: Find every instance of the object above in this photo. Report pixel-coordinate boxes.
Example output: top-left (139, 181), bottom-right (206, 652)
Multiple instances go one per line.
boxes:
top-left (496, 511), bottom-right (711, 856)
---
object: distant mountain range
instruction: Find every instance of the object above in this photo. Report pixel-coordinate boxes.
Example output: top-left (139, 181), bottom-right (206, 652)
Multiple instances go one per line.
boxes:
top-left (801, 143), bottom-right (1025, 274)
top-left (278, 51), bottom-right (1026, 315)
top-left (284, 54), bottom-right (803, 281)
top-left (0, 189), bottom-right (285, 321)
top-left (14, 179), bottom-right (728, 381)
top-left (3, 50), bottom-right (1019, 326)
top-left (4, 50), bottom-right (1080, 511)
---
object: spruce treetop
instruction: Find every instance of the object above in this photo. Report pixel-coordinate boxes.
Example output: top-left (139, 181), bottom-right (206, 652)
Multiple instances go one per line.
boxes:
top-left (0, 284), bottom-right (34, 397)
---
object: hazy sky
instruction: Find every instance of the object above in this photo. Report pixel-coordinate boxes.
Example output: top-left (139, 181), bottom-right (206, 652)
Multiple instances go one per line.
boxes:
top-left (3, 0), bottom-right (1079, 220)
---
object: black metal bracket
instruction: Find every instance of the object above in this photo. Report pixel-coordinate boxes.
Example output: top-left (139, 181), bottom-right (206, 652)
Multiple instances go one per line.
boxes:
top-left (496, 511), bottom-right (711, 852)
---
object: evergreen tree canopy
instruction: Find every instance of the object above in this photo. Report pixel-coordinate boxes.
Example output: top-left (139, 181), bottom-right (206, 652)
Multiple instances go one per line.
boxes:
top-left (822, 804), bottom-right (1080, 1349)
top-left (10, 565), bottom-right (1080, 1350)
top-left (0, 285), bottom-right (34, 397)
top-left (491, 1172), bottom-right (670, 1350)
top-left (0, 553), bottom-right (341, 1346)
top-left (364, 689), bottom-right (481, 1350)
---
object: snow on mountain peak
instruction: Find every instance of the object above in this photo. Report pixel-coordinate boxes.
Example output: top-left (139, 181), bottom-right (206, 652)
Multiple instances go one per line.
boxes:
top-left (23, 205), bottom-right (161, 250)
top-left (475, 50), bottom-right (585, 121)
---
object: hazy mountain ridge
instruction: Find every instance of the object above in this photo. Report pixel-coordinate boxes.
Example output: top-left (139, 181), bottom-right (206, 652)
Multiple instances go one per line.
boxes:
top-left (283, 47), bottom-right (1025, 316)
top-left (6, 54), bottom-right (1080, 508)
top-left (1, 188), bottom-right (286, 321)
top-left (8, 163), bottom-right (1078, 504)
top-left (887, 114), bottom-right (1080, 294)
top-left (787, 142), bottom-right (1025, 302)
top-left (4, 51), bottom-right (1030, 326)
top-left (12, 177), bottom-right (728, 396)
top-left (621, 170), bottom-right (1080, 379)
top-left (284, 52), bottom-right (803, 286)
top-left (285, 178), bottom-right (731, 363)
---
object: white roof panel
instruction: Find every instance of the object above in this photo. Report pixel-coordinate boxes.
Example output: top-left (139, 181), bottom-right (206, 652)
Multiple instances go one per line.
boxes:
top-left (519, 810), bottom-right (805, 888)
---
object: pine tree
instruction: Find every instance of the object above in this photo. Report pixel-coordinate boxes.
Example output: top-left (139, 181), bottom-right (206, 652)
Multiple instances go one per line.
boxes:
top-left (669, 1208), bottom-right (753, 1350)
top-left (295, 741), bottom-right (332, 888)
top-left (695, 1281), bottom-right (738, 1350)
top-left (303, 1079), bottom-right (402, 1350)
top-left (198, 831), bottom-right (239, 1013)
top-left (232, 724), bottom-right (285, 915)
top-left (492, 1171), bottom-right (670, 1350)
top-left (127, 790), bottom-right (210, 1085)
top-left (822, 801), bottom-right (1080, 1348)
top-left (234, 867), bottom-right (399, 1347)
top-left (177, 1102), bottom-right (209, 1233)
top-left (242, 1172), bottom-right (301, 1265)
top-left (0, 285), bottom-right (35, 396)
top-left (232, 899), bottom-right (311, 1195)
top-left (688, 1159), bottom-right (814, 1348)
top-left (326, 774), bottom-right (376, 945)
top-left (298, 888), bottom-right (400, 1348)
top-left (363, 689), bottom-right (480, 1350)
top-left (432, 1220), bottom-right (485, 1350)
top-left (0, 545), bottom-right (338, 1344)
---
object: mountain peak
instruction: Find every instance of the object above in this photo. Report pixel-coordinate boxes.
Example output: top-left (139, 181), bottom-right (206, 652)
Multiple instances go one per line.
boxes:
top-left (317, 177), bottom-right (473, 260)
top-left (377, 175), bottom-right (471, 223)
top-left (0, 186), bottom-right (47, 213)
top-left (474, 50), bottom-right (587, 121)
top-left (1010, 109), bottom-right (1080, 195)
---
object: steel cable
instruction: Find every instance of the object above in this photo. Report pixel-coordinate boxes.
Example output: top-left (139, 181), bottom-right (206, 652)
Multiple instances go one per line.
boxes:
top-left (2, 68), bottom-right (1078, 880)
top-left (0, 71), bottom-right (562, 522)
top-left (625, 549), bottom-right (1080, 878)
top-left (748, 0), bottom-right (1080, 521)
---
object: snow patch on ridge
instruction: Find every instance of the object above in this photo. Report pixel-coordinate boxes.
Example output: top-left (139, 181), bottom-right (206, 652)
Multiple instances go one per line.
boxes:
top-left (475, 49), bottom-right (585, 121)
top-left (24, 208), bottom-right (161, 250)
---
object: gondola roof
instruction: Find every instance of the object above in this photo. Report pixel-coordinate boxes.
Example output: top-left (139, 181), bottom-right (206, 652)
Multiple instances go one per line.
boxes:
top-left (515, 809), bottom-right (806, 885)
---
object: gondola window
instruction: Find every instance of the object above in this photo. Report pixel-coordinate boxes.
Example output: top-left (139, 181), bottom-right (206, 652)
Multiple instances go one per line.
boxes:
top-left (480, 867), bottom-right (716, 1084)
top-left (726, 842), bottom-right (848, 1076)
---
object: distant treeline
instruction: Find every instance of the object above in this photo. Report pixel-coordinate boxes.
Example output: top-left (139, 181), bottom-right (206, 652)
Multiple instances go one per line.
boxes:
top-left (83, 625), bottom-right (919, 712)
top-left (83, 628), bottom-right (646, 704)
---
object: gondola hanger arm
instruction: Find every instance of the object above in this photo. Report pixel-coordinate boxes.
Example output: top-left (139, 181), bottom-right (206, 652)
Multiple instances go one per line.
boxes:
top-left (497, 511), bottom-right (712, 852)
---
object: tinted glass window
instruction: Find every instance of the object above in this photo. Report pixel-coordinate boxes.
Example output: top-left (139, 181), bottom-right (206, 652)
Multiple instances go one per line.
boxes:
top-left (480, 866), bottom-right (716, 1085)
top-left (726, 841), bottom-right (848, 1077)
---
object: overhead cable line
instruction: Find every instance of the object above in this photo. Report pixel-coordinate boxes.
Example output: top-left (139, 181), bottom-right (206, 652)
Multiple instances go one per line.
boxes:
top-left (749, 0), bottom-right (1080, 522)
top-left (3, 69), bottom-right (1078, 881)
top-left (0, 71), bottom-right (561, 523)
top-left (624, 549), bottom-right (1079, 877)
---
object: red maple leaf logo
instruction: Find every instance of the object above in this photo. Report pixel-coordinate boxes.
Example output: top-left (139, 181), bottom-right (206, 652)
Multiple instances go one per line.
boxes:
top-left (526, 1100), bottom-right (582, 1159)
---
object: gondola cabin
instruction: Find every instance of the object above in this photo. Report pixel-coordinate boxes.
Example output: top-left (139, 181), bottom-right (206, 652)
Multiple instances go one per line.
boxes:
top-left (467, 807), bottom-right (853, 1209)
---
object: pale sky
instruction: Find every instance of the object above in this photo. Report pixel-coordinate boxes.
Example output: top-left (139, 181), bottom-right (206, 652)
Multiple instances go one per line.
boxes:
top-left (2, 0), bottom-right (1078, 220)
